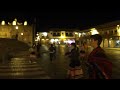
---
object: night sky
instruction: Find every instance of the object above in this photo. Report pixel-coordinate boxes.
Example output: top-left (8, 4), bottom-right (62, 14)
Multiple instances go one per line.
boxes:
top-left (0, 8), bottom-right (120, 32)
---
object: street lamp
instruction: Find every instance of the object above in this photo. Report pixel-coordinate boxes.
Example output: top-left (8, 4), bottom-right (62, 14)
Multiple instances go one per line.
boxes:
top-left (15, 26), bottom-right (18, 29)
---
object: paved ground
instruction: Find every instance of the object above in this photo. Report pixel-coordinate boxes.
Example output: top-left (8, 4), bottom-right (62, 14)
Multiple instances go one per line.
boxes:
top-left (37, 45), bottom-right (87, 79)
top-left (0, 44), bottom-right (120, 79)
top-left (37, 45), bottom-right (120, 79)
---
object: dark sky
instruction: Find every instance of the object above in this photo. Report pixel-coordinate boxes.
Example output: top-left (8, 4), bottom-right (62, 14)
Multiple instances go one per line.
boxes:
top-left (0, 9), bottom-right (120, 32)
top-left (35, 10), bottom-right (120, 31)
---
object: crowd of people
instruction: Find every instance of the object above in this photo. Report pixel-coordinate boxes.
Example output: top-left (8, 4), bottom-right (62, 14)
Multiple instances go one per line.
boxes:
top-left (65, 34), bottom-right (112, 79)
top-left (28, 34), bottom-right (112, 79)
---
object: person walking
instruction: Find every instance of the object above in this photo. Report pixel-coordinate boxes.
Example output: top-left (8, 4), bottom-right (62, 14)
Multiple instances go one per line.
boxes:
top-left (49, 44), bottom-right (56, 62)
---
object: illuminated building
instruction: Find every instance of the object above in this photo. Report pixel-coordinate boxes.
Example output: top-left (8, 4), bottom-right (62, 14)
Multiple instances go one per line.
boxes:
top-left (0, 19), bottom-right (33, 45)
top-left (79, 20), bottom-right (120, 48)
top-left (36, 28), bottom-right (79, 45)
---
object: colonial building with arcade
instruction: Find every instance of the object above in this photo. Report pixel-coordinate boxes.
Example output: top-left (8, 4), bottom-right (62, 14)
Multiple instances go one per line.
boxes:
top-left (79, 20), bottom-right (120, 48)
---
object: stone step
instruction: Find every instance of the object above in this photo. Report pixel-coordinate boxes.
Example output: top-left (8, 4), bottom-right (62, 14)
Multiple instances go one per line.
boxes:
top-left (0, 67), bottom-right (43, 72)
top-left (0, 57), bottom-right (51, 79)
top-left (0, 64), bottom-right (40, 68)
top-left (0, 71), bottom-right (47, 77)
top-left (0, 75), bottom-right (51, 79)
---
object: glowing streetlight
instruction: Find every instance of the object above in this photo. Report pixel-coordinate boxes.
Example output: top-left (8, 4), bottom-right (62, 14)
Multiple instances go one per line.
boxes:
top-left (21, 33), bottom-right (23, 35)
top-left (15, 26), bottom-right (18, 29)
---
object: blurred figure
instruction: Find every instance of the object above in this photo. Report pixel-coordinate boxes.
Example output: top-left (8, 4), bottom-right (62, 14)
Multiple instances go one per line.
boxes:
top-left (65, 43), bottom-right (83, 79)
top-left (49, 44), bottom-right (56, 61)
top-left (29, 51), bottom-right (37, 63)
top-left (86, 34), bottom-right (112, 79)
top-left (80, 42), bottom-right (87, 60)
top-left (32, 43), bottom-right (36, 49)
top-left (36, 42), bottom-right (41, 58)
top-left (53, 43), bottom-right (56, 59)
top-left (79, 42), bottom-right (89, 78)
top-left (29, 44), bottom-right (37, 63)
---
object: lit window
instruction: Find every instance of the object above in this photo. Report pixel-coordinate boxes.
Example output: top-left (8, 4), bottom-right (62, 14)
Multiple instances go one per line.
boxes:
top-left (12, 21), bottom-right (16, 25)
top-left (12, 19), bottom-right (17, 25)
top-left (24, 21), bottom-right (27, 25)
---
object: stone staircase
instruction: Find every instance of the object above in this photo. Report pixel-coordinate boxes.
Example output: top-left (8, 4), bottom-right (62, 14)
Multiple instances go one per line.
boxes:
top-left (0, 58), bottom-right (51, 79)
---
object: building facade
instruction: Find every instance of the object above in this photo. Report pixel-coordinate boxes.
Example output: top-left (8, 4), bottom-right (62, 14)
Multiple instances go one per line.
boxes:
top-left (0, 19), bottom-right (33, 45)
top-left (35, 28), bottom-right (80, 45)
top-left (79, 20), bottom-right (120, 48)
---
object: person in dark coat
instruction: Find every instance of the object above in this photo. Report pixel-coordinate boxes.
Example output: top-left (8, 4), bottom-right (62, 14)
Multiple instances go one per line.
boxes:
top-left (36, 42), bottom-right (41, 58)
top-left (65, 43), bottom-right (83, 79)
top-left (65, 43), bottom-right (80, 68)
top-left (49, 44), bottom-right (56, 61)
top-left (87, 34), bottom-right (112, 79)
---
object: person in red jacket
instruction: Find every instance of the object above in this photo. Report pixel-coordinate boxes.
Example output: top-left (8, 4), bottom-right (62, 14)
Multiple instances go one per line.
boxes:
top-left (87, 34), bottom-right (112, 79)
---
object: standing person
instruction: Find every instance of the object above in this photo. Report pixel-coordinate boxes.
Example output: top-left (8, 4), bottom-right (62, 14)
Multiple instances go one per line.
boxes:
top-left (79, 42), bottom-right (89, 78)
top-left (49, 44), bottom-right (56, 62)
top-left (80, 42), bottom-right (88, 62)
top-left (36, 42), bottom-right (41, 58)
top-left (53, 43), bottom-right (56, 59)
top-left (86, 34), bottom-right (112, 79)
top-left (65, 43), bottom-right (83, 79)
top-left (29, 45), bottom-right (37, 63)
